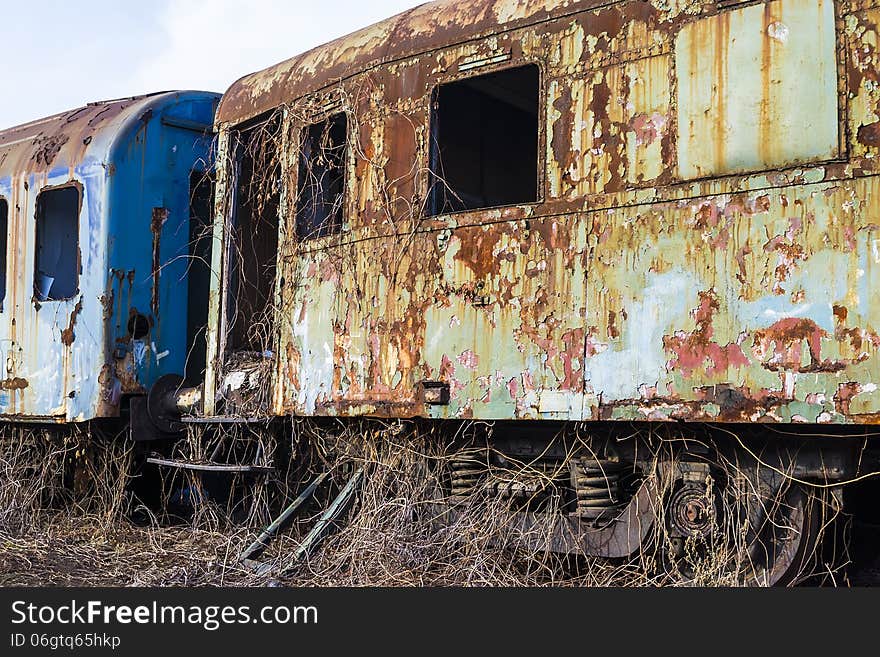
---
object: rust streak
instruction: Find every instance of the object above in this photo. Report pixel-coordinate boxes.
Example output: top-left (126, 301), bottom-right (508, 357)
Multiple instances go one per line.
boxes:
top-left (60, 299), bottom-right (83, 347)
top-left (150, 207), bottom-right (169, 319)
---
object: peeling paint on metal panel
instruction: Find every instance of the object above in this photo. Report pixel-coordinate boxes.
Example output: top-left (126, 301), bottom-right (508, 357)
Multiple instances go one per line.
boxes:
top-left (206, 0), bottom-right (880, 427)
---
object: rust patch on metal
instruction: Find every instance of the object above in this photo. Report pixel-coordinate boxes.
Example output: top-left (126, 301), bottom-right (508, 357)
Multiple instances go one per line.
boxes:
top-left (453, 226), bottom-right (504, 279)
top-left (834, 382), bottom-right (866, 415)
top-left (150, 207), bottom-right (169, 318)
top-left (60, 299), bottom-right (83, 347)
top-left (1, 95), bottom-right (157, 175)
top-left (551, 88), bottom-right (574, 181)
top-left (32, 133), bottom-right (70, 168)
top-left (100, 291), bottom-right (114, 320)
top-left (664, 290), bottom-right (749, 378)
top-left (97, 364), bottom-right (121, 414)
top-left (858, 121), bottom-right (880, 147)
top-left (753, 318), bottom-right (850, 374)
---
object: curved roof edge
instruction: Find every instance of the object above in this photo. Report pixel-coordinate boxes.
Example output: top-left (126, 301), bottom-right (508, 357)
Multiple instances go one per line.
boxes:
top-left (216, 0), bottom-right (604, 126)
top-left (0, 91), bottom-right (219, 182)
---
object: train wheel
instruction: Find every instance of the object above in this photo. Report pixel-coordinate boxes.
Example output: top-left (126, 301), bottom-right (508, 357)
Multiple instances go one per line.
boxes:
top-left (738, 482), bottom-right (823, 586)
top-left (656, 461), bottom-right (824, 586)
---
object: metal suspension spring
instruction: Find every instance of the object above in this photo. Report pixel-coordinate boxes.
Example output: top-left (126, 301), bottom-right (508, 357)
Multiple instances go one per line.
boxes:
top-left (572, 458), bottom-right (624, 520)
top-left (450, 450), bottom-right (487, 499)
top-left (492, 459), bottom-right (561, 499)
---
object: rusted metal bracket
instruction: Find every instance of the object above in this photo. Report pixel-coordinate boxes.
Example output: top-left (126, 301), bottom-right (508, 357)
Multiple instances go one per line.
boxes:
top-left (419, 380), bottom-right (451, 405)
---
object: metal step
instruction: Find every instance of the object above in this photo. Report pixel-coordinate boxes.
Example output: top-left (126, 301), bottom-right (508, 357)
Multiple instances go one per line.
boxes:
top-left (145, 456), bottom-right (274, 474)
top-left (180, 415), bottom-right (272, 425)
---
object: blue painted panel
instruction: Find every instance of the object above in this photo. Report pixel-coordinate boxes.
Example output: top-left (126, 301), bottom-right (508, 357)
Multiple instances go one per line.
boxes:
top-left (106, 92), bottom-right (219, 394)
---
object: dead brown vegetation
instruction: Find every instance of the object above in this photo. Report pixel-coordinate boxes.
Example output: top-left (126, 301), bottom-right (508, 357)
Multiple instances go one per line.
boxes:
top-left (0, 420), bottom-right (858, 587)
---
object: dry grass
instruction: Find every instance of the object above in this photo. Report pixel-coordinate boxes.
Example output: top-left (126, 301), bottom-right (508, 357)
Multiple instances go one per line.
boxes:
top-left (0, 421), bottom-right (855, 587)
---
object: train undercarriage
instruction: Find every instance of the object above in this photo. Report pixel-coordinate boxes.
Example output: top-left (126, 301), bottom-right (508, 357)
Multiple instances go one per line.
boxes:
top-left (437, 422), bottom-right (855, 586)
top-left (133, 410), bottom-right (875, 586)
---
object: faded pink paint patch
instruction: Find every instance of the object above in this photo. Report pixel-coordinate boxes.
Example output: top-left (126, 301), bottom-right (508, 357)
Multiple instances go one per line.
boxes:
top-left (319, 257), bottom-right (340, 284)
top-left (507, 377), bottom-right (519, 399)
top-left (786, 215), bottom-right (803, 240)
top-left (844, 225), bottom-right (857, 252)
top-left (560, 328), bottom-right (585, 391)
top-left (664, 290), bottom-right (750, 378)
top-left (439, 355), bottom-right (466, 399)
top-left (763, 235), bottom-right (787, 252)
top-left (597, 224), bottom-right (613, 245)
top-left (457, 349), bottom-right (478, 370)
top-left (629, 112), bottom-right (666, 146)
top-left (710, 227), bottom-right (730, 249)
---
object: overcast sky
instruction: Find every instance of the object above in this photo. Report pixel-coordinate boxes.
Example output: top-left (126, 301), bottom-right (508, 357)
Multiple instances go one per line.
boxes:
top-left (1, 0), bottom-right (421, 130)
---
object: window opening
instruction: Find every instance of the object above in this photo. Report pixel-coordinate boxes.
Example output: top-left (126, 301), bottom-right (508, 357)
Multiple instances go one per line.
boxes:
top-left (227, 115), bottom-right (282, 354)
top-left (34, 187), bottom-right (79, 301)
top-left (428, 64), bottom-right (540, 215)
top-left (295, 112), bottom-right (348, 239)
top-left (185, 171), bottom-right (214, 384)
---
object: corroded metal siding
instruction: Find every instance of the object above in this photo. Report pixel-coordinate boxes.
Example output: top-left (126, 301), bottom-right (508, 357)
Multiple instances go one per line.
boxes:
top-left (209, 0), bottom-right (880, 424)
top-left (0, 93), bottom-right (218, 422)
top-left (0, 102), bottom-right (121, 420)
top-left (676, 0), bottom-right (840, 177)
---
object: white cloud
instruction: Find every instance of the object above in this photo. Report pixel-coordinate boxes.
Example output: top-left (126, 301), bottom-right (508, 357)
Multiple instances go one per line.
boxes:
top-left (133, 0), bottom-right (420, 96)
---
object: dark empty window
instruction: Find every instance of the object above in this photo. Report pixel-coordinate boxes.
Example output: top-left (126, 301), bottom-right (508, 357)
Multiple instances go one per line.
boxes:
top-left (428, 64), bottom-right (540, 215)
top-left (186, 170), bottom-right (214, 384)
top-left (228, 115), bottom-right (281, 353)
top-left (34, 187), bottom-right (80, 301)
top-left (0, 199), bottom-right (7, 308)
top-left (295, 113), bottom-right (348, 239)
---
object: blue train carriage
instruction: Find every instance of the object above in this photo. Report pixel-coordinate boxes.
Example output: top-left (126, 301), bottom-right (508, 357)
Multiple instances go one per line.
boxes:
top-left (0, 91), bottom-right (219, 428)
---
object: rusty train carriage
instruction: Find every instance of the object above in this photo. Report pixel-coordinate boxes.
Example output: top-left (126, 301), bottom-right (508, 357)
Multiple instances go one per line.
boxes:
top-left (0, 93), bottom-right (218, 423)
top-left (206, 0), bottom-right (880, 425)
top-left (192, 0), bottom-right (880, 582)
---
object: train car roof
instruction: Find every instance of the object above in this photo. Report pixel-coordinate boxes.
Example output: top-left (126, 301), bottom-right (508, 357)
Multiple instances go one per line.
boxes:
top-left (216, 0), bottom-right (607, 127)
top-left (0, 91), bottom-right (218, 181)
